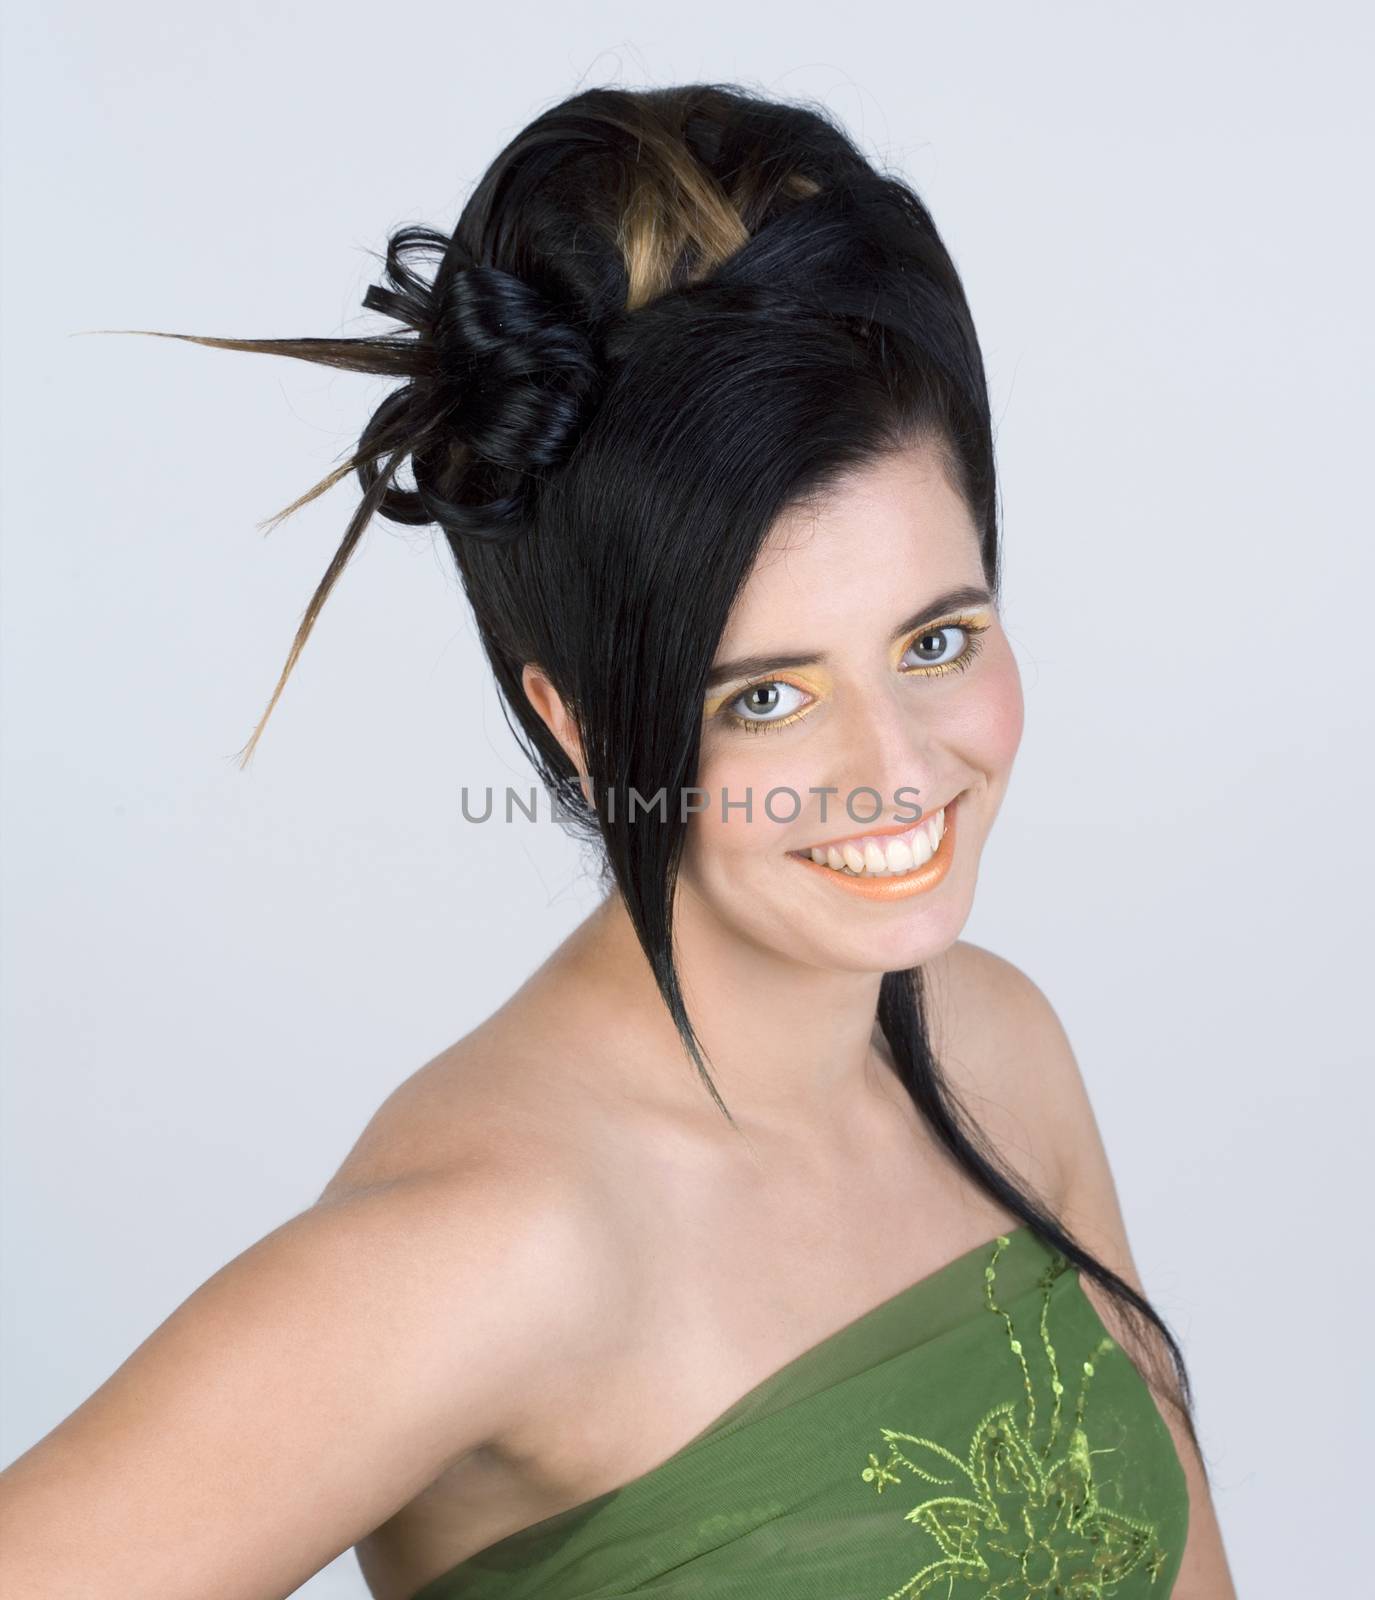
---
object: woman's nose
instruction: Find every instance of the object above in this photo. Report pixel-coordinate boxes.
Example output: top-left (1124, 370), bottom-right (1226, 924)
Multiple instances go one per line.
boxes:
top-left (831, 692), bottom-right (943, 822)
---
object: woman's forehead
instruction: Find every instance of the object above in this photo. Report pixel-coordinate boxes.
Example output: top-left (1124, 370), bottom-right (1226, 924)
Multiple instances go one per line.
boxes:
top-left (722, 460), bottom-right (984, 642)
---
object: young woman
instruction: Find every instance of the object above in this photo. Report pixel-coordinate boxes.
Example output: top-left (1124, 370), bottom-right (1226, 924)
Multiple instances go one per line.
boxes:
top-left (0, 83), bottom-right (1236, 1598)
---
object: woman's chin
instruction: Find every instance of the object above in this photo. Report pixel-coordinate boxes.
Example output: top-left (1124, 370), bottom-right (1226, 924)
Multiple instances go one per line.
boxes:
top-left (692, 883), bottom-right (972, 977)
top-left (820, 902), bottom-right (972, 975)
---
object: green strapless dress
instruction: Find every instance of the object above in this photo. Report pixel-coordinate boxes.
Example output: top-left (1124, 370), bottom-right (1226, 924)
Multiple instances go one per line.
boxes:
top-left (409, 1225), bottom-right (1189, 1599)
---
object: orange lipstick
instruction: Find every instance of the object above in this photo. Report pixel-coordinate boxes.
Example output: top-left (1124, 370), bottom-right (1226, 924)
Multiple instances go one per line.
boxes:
top-left (788, 794), bottom-right (960, 901)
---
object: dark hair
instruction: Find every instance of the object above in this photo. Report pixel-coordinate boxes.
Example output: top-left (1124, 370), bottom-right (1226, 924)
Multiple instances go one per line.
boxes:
top-left (118, 81), bottom-right (1204, 1463)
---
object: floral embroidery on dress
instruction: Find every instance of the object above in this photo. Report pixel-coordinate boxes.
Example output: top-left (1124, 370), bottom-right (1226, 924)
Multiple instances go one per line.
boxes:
top-left (857, 1234), bottom-right (1171, 1598)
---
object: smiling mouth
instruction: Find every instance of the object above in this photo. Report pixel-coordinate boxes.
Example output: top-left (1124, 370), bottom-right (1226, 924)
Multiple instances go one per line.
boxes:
top-left (786, 795), bottom-right (961, 900)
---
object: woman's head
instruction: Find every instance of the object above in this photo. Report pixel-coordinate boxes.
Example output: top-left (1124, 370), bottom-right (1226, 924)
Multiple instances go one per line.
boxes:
top-left (146, 82), bottom-right (1010, 1109)
top-left (437, 84), bottom-right (1014, 1099)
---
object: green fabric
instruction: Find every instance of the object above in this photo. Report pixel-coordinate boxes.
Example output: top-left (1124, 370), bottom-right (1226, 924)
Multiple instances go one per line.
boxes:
top-left (410, 1225), bottom-right (1189, 1599)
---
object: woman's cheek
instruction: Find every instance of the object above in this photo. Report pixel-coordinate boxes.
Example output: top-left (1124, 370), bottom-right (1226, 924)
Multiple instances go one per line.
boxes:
top-left (966, 644), bottom-right (1025, 771)
top-left (688, 736), bottom-right (813, 866)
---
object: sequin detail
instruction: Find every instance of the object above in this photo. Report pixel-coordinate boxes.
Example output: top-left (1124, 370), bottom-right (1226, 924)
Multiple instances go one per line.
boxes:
top-left (857, 1234), bottom-right (1171, 1597)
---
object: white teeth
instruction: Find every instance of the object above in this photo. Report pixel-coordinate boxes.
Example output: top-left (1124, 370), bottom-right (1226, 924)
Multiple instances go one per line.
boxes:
top-left (884, 837), bottom-right (914, 873)
top-left (803, 804), bottom-right (950, 878)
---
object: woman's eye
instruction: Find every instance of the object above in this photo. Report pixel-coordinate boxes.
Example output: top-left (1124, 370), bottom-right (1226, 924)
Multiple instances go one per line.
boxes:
top-left (720, 618), bottom-right (988, 731)
top-left (903, 624), bottom-right (971, 669)
top-left (727, 680), bottom-right (810, 726)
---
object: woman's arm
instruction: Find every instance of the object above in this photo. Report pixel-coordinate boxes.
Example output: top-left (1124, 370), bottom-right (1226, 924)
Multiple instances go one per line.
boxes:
top-left (0, 1156), bottom-right (610, 1600)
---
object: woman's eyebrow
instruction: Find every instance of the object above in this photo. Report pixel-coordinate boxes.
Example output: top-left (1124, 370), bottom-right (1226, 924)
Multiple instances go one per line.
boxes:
top-left (704, 583), bottom-right (992, 691)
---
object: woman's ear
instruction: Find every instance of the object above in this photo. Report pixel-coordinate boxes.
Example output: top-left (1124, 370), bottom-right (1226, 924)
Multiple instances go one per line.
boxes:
top-left (521, 663), bottom-right (590, 801)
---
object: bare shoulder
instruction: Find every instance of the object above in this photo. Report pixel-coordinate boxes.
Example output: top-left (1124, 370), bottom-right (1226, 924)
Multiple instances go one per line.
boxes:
top-left (922, 938), bottom-right (1141, 1271)
top-left (918, 938), bottom-right (1086, 1211)
top-left (317, 1030), bottom-right (632, 1408)
top-left (319, 1016), bottom-right (594, 1198)
top-left (320, 1031), bottom-right (523, 1200)
top-left (316, 1025), bottom-right (638, 1431)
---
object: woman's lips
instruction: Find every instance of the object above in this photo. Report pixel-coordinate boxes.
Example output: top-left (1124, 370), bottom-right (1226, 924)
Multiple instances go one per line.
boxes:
top-left (787, 793), bottom-right (960, 902)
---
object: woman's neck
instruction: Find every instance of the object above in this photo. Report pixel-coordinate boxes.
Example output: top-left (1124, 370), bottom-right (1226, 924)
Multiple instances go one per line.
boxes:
top-left (541, 887), bottom-right (901, 1139)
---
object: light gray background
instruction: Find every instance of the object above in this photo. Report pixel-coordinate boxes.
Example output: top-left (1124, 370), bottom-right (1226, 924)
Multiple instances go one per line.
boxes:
top-left (3, 3), bottom-right (1370, 1593)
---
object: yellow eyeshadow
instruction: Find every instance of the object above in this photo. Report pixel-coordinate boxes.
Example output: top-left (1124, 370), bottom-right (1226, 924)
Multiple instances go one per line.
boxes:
top-left (896, 608), bottom-right (994, 663)
top-left (702, 671), bottom-right (828, 720)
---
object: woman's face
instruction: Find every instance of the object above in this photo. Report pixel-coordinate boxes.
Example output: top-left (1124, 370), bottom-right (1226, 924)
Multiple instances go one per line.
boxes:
top-left (680, 440), bottom-right (1024, 975)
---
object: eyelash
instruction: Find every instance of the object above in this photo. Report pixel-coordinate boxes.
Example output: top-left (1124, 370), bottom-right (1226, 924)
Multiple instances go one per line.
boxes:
top-left (723, 616), bottom-right (992, 735)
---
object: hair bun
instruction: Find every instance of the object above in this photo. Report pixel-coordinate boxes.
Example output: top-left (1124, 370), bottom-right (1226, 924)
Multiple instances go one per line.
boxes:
top-left (431, 264), bottom-right (601, 472)
top-left (358, 245), bottom-right (603, 543)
